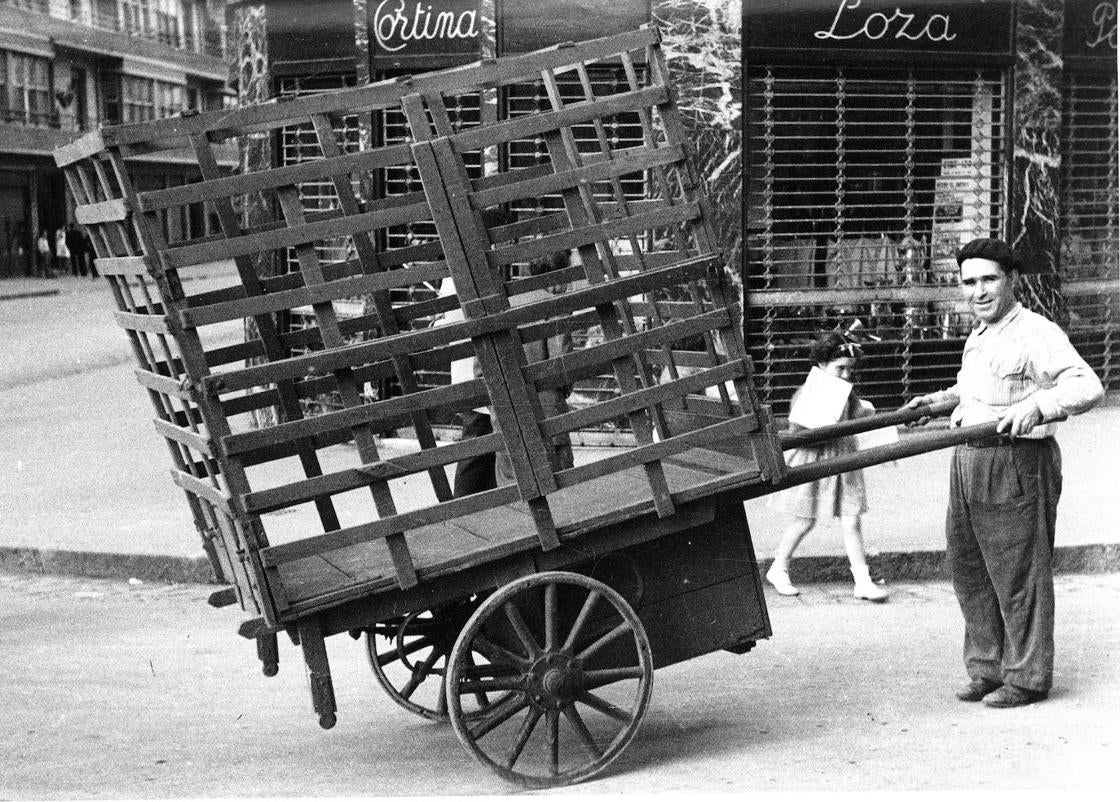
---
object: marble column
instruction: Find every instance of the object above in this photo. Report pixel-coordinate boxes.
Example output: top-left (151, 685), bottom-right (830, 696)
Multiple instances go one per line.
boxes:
top-left (1013, 0), bottom-right (1068, 325)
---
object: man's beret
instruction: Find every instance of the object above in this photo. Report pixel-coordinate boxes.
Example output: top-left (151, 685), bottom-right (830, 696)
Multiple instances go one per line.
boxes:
top-left (955, 237), bottom-right (1039, 273)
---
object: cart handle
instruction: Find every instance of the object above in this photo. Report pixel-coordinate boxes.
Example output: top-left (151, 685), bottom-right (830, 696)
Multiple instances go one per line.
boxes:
top-left (779, 399), bottom-right (958, 451)
top-left (746, 407), bottom-right (1067, 501)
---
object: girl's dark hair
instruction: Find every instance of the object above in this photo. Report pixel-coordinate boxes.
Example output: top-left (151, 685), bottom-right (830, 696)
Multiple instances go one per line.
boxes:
top-left (810, 331), bottom-right (863, 366)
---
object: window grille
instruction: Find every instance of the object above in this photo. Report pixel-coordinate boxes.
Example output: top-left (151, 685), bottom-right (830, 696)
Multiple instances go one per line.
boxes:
top-left (1061, 68), bottom-right (1119, 389)
top-left (745, 64), bottom-right (1008, 414)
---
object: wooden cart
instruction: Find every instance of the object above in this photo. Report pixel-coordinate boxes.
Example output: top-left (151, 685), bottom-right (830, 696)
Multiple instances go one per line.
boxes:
top-left (54, 25), bottom-right (984, 788)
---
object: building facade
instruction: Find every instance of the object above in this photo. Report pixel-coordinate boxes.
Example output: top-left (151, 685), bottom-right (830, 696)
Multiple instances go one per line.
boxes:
top-left (0, 0), bottom-right (230, 276)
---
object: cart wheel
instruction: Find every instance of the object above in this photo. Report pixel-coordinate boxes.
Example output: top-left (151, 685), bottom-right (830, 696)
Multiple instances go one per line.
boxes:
top-left (366, 599), bottom-right (489, 722)
top-left (445, 571), bottom-right (653, 789)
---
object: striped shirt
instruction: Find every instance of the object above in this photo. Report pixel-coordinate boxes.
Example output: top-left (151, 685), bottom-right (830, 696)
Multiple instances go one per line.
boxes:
top-left (926, 303), bottom-right (1104, 438)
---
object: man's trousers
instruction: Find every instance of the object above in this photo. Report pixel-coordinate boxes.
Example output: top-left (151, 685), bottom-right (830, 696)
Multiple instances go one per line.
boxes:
top-left (946, 437), bottom-right (1062, 693)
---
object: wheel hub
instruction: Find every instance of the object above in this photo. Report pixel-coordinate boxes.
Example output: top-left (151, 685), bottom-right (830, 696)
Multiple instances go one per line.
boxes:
top-left (527, 653), bottom-right (583, 710)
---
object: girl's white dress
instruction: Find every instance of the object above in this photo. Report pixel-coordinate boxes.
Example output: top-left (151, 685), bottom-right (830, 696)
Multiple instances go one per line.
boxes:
top-left (768, 386), bottom-right (872, 519)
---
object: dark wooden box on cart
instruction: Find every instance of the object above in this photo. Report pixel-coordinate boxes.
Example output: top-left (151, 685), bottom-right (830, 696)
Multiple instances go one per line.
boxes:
top-left (55, 25), bottom-right (782, 787)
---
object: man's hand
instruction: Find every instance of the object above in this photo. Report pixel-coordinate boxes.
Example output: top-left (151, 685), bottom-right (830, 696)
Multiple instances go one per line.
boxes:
top-left (997, 396), bottom-right (1043, 437)
top-left (903, 394), bottom-right (936, 427)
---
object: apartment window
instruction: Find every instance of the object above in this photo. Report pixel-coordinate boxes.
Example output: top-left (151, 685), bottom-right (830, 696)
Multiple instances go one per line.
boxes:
top-left (92, 0), bottom-right (120, 31)
top-left (122, 75), bottom-right (154, 122)
top-left (4, 51), bottom-right (53, 127)
top-left (182, 0), bottom-right (197, 52)
top-left (122, 0), bottom-right (151, 36)
top-left (153, 0), bottom-right (181, 47)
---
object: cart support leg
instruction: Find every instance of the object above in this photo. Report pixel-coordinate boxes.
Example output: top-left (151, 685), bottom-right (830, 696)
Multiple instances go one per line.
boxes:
top-left (256, 631), bottom-right (279, 677)
top-left (298, 619), bottom-right (337, 729)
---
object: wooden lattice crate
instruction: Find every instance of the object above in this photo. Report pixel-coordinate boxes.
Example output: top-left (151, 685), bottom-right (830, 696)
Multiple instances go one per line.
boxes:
top-left (55, 26), bottom-right (782, 627)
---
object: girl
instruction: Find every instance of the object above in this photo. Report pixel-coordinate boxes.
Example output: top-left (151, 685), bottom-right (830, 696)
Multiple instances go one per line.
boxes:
top-left (765, 331), bottom-right (888, 602)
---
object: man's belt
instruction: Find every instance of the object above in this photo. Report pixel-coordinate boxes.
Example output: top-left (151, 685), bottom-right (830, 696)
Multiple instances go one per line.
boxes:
top-left (964, 434), bottom-right (1053, 448)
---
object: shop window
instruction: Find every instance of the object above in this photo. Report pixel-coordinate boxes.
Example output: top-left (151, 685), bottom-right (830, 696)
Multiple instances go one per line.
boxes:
top-left (99, 69), bottom-right (121, 125)
top-left (155, 80), bottom-right (184, 118)
top-left (1061, 68), bottom-right (1119, 388)
top-left (745, 64), bottom-right (1008, 412)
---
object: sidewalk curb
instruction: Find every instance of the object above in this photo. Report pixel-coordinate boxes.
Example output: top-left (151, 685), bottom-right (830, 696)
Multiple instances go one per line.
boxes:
top-left (0, 288), bottom-right (61, 302)
top-left (3, 542), bottom-right (1117, 587)
top-left (0, 546), bottom-right (214, 584)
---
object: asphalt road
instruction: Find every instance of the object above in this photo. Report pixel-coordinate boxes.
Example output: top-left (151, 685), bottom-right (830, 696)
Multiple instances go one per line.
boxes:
top-left (3, 571), bottom-right (1116, 798)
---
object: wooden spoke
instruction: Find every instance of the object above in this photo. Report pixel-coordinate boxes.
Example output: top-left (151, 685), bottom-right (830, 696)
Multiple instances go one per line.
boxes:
top-left (544, 582), bottom-right (558, 652)
top-left (560, 589), bottom-right (601, 653)
top-left (562, 703), bottom-right (603, 759)
top-left (576, 620), bottom-right (633, 663)
top-left (457, 678), bottom-right (524, 695)
top-left (547, 710), bottom-right (560, 777)
top-left (472, 634), bottom-right (530, 669)
top-left (465, 651), bottom-right (490, 708)
top-left (581, 666), bottom-right (645, 690)
top-left (468, 695), bottom-right (530, 741)
top-left (504, 601), bottom-right (541, 659)
top-left (503, 707), bottom-right (543, 770)
top-left (576, 690), bottom-right (631, 723)
top-left (374, 635), bottom-right (433, 666)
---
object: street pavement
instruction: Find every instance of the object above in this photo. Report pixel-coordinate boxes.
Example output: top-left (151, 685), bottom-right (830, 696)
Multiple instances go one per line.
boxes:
top-left (1, 268), bottom-right (1118, 586)
top-left (0, 570), bottom-right (1116, 797)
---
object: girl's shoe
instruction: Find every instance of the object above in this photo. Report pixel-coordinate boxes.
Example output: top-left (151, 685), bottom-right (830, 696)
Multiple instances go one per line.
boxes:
top-left (851, 566), bottom-right (889, 602)
top-left (765, 564), bottom-right (800, 596)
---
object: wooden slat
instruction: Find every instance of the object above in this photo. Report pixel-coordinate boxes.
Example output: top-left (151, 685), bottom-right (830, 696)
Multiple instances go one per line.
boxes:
top-left (161, 194), bottom-right (429, 268)
top-left (74, 198), bottom-right (129, 225)
top-left (113, 310), bottom-right (172, 335)
top-left (554, 416), bottom-right (759, 489)
top-left (259, 484), bottom-right (524, 568)
top-left (133, 367), bottom-right (192, 399)
top-left (448, 85), bottom-right (668, 153)
top-left (487, 202), bottom-right (698, 268)
top-left (241, 433), bottom-right (504, 515)
top-left (179, 261), bottom-right (448, 328)
top-left (541, 361), bottom-right (745, 437)
top-left (52, 129), bottom-right (107, 167)
top-left (137, 143), bottom-right (414, 211)
top-left (471, 144), bottom-right (684, 208)
top-left (152, 418), bottom-right (213, 457)
top-left (169, 469), bottom-right (232, 515)
top-left (523, 308), bottom-right (730, 386)
top-left (94, 256), bottom-right (150, 277)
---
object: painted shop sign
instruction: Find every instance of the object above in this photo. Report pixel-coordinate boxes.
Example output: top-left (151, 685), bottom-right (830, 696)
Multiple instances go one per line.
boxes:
top-left (369, 0), bottom-right (481, 63)
top-left (745, 0), bottom-right (1014, 57)
top-left (1064, 0), bottom-right (1118, 59)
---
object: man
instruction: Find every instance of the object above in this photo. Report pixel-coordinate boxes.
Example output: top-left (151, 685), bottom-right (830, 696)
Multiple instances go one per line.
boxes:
top-left (906, 238), bottom-right (1104, 708)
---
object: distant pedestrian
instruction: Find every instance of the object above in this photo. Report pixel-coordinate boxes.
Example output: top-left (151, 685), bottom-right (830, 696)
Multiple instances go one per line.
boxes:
top-left (35, 230), bottom-right (53, 278)
top-left (765, 330), bottom-right (888, 602)
top-left (55, 228), bottom-right (71, 276)
top-left (905, 238), bottom-right (1104, 708)
top-left (65, 224), bottom-right (85, 276)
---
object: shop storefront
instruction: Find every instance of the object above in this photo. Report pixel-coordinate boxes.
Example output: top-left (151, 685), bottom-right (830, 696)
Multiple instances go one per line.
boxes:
top-left (744, 0), bottom-right (1119, 414)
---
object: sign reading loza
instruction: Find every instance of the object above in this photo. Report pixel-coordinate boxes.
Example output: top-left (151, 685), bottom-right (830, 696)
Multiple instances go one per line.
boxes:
top-left (814, 0), bottom-right (954, 43)
top-left (1064, 0), bottom-right (1118, 57)
top-left (745, 0), bottom-right (1014, 57)
top-left (370, 0), bottom-right (480, 61)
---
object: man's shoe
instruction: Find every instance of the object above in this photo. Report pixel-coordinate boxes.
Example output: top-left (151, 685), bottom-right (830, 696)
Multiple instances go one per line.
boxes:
top-left (955, 678), bottom-right (1002, 702)
top-left (982, 684), bottom-right (1048, 708)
